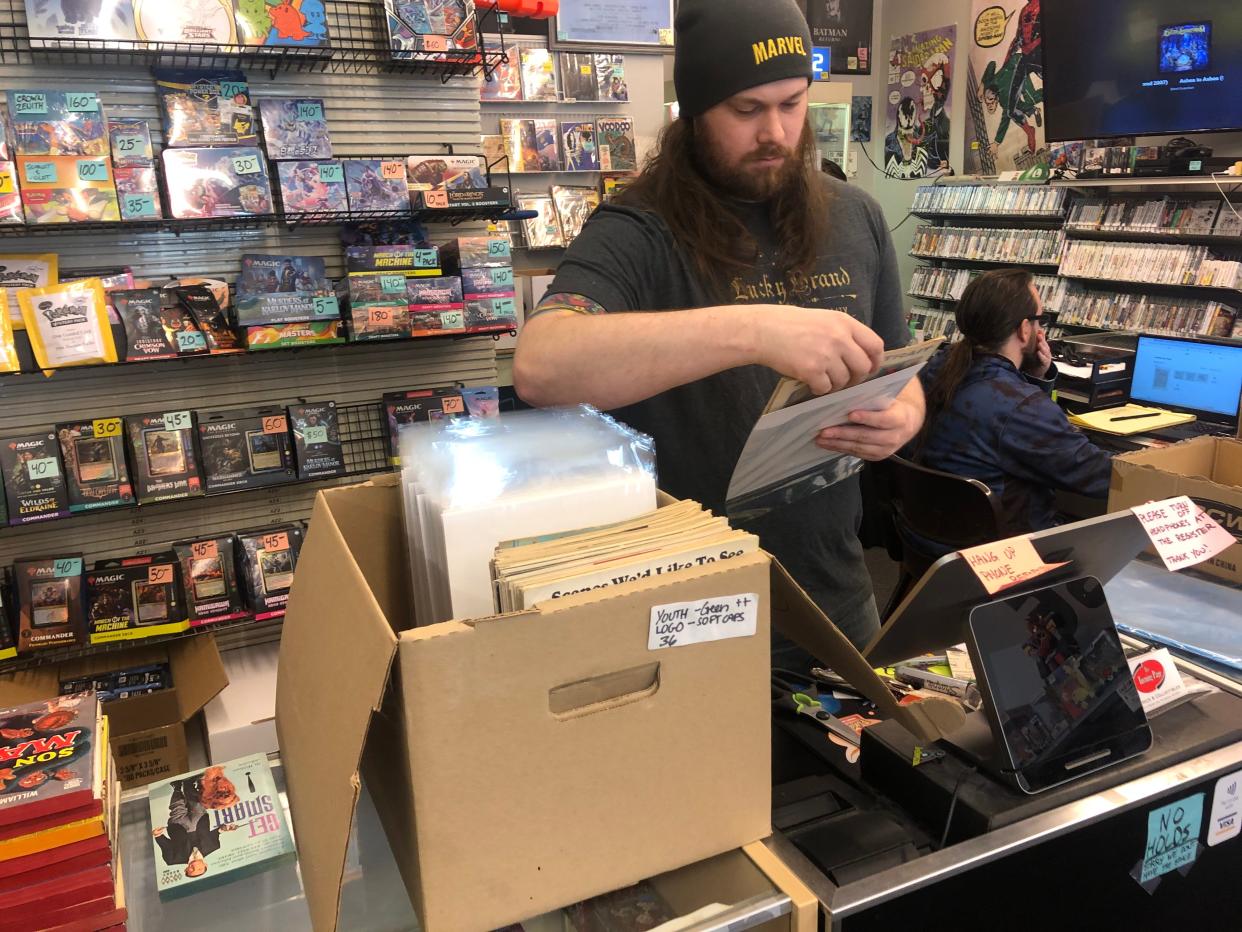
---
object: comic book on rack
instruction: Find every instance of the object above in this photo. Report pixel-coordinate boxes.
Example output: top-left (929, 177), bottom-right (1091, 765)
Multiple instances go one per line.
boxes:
top-left (596, 117), bottom-right (637, 171)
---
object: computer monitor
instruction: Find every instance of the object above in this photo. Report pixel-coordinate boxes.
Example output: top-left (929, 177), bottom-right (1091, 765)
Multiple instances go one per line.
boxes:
top-left (1128, 335), bottom-right (1242, 427)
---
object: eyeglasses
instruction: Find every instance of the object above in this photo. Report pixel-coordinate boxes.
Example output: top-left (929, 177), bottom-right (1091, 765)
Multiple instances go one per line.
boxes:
top-left (1024, 313), bottom-right (1051, 327)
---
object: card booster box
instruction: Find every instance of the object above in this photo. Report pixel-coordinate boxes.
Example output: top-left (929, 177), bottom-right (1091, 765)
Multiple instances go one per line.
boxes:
top-left (344, 243), bottom-right (441, 274)
top-left (245, 320), bottom-right (344, 349)
top-left (408, 275), bottom-right (465, 337)
top-left (461, 266), bottom-right (515, 297)
top-left (235, 254), bottom-right (339, 326)
top-left (55, 418), bottom-right (135, 513)
top-left (86, 553), bottom-right (188, 644)
top-left (465, 295), bottom-right (518, 332)
top-left (1, 431), bottom-right (70, 525)
top-left (287, 401), bottom-right (346, 480)
top-left (15, 555), bottom-right (86, 652)
top-left (197, 407), bottom-right (296, 494)
top-left (172, 535), bottom-right (248, 626)
top-left (347, 272), bottom-right (411, 341)
top-left (237, 524), bottom-right (304, 618)
top-left (125, 410), bottom-right (203, 503)
top-left (440, 235), bottom-right (511, 270)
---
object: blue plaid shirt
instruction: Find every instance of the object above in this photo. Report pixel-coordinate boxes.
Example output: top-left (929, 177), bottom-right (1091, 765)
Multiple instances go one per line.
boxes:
top-left (912, 350), bottom-right (1113, 534)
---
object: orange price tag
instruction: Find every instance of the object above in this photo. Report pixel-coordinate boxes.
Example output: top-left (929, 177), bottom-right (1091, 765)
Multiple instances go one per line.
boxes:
top-left (381, 160), bottom-right (405, 180)
top-left (262, 532), bottom-right (289, 552)
top-left (422, 34), bottom-right (448, 52)
top-left (958, 536), bottom-right (1069, 596)
top-left (148, 564), bottom-right (173, 585)
top-left (424, 189), bottom-right (449, 209)
top-left (368, 307), bottom-right (393, 326)
top-left (191, 539), bottom-right (218, 560)
top-left (441, 396), bottom-right (465, 414)
top-left (262, 415), bottom-right (288, 434)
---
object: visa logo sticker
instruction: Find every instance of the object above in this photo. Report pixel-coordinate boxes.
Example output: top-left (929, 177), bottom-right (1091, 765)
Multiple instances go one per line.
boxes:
top-left (1208, 770), bottom-right (1242, 847)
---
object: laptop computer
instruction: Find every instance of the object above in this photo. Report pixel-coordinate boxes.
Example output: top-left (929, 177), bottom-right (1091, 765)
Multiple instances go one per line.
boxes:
top-left (1127, 335), bottom-right (1242, 438)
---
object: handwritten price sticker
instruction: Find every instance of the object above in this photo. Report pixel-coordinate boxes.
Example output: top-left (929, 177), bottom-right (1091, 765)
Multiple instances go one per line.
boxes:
top-left (311, 295), bottom-right (339, 317)
top-left (231, 154), bottom-right (262, 175)
top-left (492, 297), bottom-right (516, 317)
top-left (24, 161), bottom-right (57, 184)
top-left (262, 532), bottom-right (289, 552)
top-left (163, 410), bottom-right (192, 430)
top-left (123, 193), bottom-right (157, 218)
top-left (303, 425), bottom-right (329, 445)
top-left (262, 415), bottom-right (288, 434)
top-left (1132, 496), bottom-right (1236, 572)
top-left (0, 168), bottom-right (13, 195)
top-left (381, 160), bottom-right (405, 180)
top-left (441, 395), bottom-right (465, 414)
top-left (296, 100), bottom-right (324, 121)
top-left (220, 81), bottom-right (247, 100)
top-left (959, 536), bottom-right (1068, 596)
top-left (489, 267), bottom-right (514, 287)
top-left (148, 564), bottom-right (173, 585)
top-left (53, 557), bottom-right (83, 578)
top-left (367, 307), bottom-right (394, 326)
top-left (422, 34), bottom-right (448, 52)
top-left (176, 331), bottom-right (206, 353)
top-left (25, 456), bottom-right (59, 480)
top-left (649, 593), bottom-right (759, 650)
top-left (317, 162), bottom-right (344, 184)
top-left (112, 133), bottom-right (145, 156)
top-left (65, 92), bottom-right (99, 112)
top-left (486, 238), bottom-right (510, 258)
top-left (13, 92), bottom-right (47, 114)
top-left (191, 539), bottom-right (219, 560)
top-left (379, 274), bottom-right (406, 293)
top-left (422, 189), bottom-right (449, 209)
top-left (580, 64), bottom-right (592, 75)
top-left (92, 417), bottom-right (122, 439)
top-left (413, 247), bottom-right (438, 268)
top-left (439, 310), bottom-right (465, 329)
top-left (77, 158), bottom-right (109, 182)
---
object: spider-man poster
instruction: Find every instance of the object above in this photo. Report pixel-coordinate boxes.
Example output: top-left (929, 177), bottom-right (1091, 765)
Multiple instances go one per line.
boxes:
top-left (885, 25), bottom-right (955, 179)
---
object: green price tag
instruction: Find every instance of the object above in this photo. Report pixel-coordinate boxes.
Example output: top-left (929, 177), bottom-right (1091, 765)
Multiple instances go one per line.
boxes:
top-left (65, 92), bottom-right (99, 112)
top-left (303, 425), bottom-right (329, 444)
top-left (493, 298), bottom-right (516, 317)
top-left (487, 239), bottom-right (511, 258)
top-left (317, 162), bottom-right (344, 184)
top-left (24, 161), bottom-right (57, 184)
top-left (413, 248), bottom-right (439, 268)
top-left (440, 310), bottom-right (465, 329)
top-left (296, 101), bottom-right (324, 121)
top-left (77, 158), bottom-right (109, 182)
top-left (123, 193), bottom-right (156, 217)
top-left (53, 558), bottom-right (83, 578)
top-left (220, 81), bottom-right (247, 100)
top-left (163, 409), bottom-right (193, 429)
top-left (25, 456), bottom-right (60, 480)
top-left (489, 267), bottom-right (514, 287)
top-left (13, 92), bottom-right (47, 114)
top-left (311, 295), bottom-right (339, 317)
top-left (175, 331), bottom-right (206, 352)
top-left (380, 274), bottom-right (406, 293)
top-left (231, 154), bottom-right (262, 175)
top-left (112, 133), bottom-right (146, 156)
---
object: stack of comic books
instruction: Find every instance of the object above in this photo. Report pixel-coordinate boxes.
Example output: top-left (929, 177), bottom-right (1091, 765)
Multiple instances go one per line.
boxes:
top-left (0, 692), bottom-right (126, 931)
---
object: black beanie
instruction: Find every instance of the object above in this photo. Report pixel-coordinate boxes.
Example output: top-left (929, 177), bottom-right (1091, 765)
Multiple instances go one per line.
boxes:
top-left (674, 0), bottom-right (813, 119)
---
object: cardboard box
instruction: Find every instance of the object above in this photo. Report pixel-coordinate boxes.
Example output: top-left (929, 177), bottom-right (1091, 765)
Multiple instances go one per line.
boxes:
top-left (276, 476), bottom-right (774, 932)
top-left (0, 635), bottom-right (227, 787)
top-left (1110, 437), bottom-right (1242, 586)
top-left (204, 642), bottom-right (280, 763)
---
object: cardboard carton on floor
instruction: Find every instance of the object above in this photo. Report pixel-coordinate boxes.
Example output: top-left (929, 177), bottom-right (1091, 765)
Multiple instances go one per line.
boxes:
top-left (276, 475), bottom-right (962, 932)
top-left (0, 635), bottom-right (227, 787)
top-left (1110, 437), bottom-right (1242, 585)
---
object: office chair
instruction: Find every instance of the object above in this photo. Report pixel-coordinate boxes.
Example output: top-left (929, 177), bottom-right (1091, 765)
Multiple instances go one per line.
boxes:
top-left (876, 454), bottom-right (1003, 619)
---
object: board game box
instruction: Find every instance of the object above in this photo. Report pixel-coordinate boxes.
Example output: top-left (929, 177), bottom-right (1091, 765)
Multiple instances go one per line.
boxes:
top-left (2, 432), bottom-right (69, 525)
top-left (25, 0), bottom-right (137, 42)
top-left (244, 319), bottom-right (343, 349)
top-left (287, 401), bottom-right (345, 479)
top-left (234, 0), bottom-right (331, 47)
top-left (236, 525), bottom-right (303, 616)
top-left (0, 692), bottom-right (101, 824)
top-left (172, 535), bottom-right (248, 626)
top-left (561, 120), bottom-right (599, 171)
top-left (595, 54), bottom-right (629, 101)
top-left (134, 0), bottom-right (237, 42)
top-left (519, 47), bottom-right (557, 101)
top-left (558, 52), bottom-right (597, 102)
top-left (148, 753), bottom-right (295, 898)
top-left (343, 159), bottom-right (409, 213)
top-left (258, 98), bottom-right (332, 161)
top-left (162, 147), bottom-right (273, 219)
top-left (112, 288), bottom-right (178, 361)
top-left (55, 418), bottom-right (134, 513)
top-left (407, 275), bottom-right (464, 336)
top-left (13, 556), bottom-right (86, 652)
top-left (86, 553), bottom-right (187, 643)
top-left (155, 70), bottom-right (257, 148)
top-left (17, 155), bottom-right (121, 223)
top-left (7, 90), bottom-right (109, 157)
top-left (197, 407), bottom-right (296, 494)
top-left (276, 159), bottom-right (348, 214)
top-left (597, 117), bottom-right (637, 171)
top-left (124, 410), bottom-right (203, 503)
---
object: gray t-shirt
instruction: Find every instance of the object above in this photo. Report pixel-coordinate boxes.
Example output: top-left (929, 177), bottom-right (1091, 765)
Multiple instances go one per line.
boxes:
top-left (547, 176), bottom-right (907, 618)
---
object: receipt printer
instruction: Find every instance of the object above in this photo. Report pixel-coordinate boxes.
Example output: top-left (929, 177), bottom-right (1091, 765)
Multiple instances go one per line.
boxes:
top-left (1053, 342), bottom-right (1134, 412)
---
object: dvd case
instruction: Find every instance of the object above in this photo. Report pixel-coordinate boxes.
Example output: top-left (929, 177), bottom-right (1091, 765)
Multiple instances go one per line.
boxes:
top-left (235, 0), bottom-right (331, 47)
top-left (162, 147), bottom-right (274, 219)
top-left (597, 117), bottom-right (637, 171)
top-left (125, 411), bottom-right (203, 503)
top-left (287, 401), bottom-right (346, 479)
top-left (481, 45), bottom-right (522, 100)
top-left (55, 419), bottom-right (134, 513)
top-left (197, 408), bottom-right (296, 494)
top-left (2, 432), bottom-right (70, 525)
top-left (155, 70), bottom-right (257, 148)
top-left (499, 118), bottom-right (538, 173)
top-left (276, 159), bottom-right (348, 214)
top-left (258, 98), bottom-right (332, 160)
top-left (533, 119), bottom-right (560, 171)
top-left (343, 159), bottom-right (409, 213)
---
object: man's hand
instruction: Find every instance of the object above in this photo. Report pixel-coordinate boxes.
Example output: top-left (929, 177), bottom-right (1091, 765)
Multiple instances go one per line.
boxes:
top-left (815, 380), bottom-right (926, 462)
top-left (753, 307), bottom-right (885, 395)
top-left (1022, 330), bottom-right (1053, 380)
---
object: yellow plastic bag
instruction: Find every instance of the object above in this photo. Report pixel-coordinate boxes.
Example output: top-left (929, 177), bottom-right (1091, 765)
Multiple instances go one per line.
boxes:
top-left (0, 289), bottom-right (19, 373)
top-left (18, 278), bottom-right (117, 371)
top-left (0, 252), bottom-right (58, 330)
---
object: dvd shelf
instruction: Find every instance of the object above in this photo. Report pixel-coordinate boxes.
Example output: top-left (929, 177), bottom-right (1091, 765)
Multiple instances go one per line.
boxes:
top-left (912, 183), bottom-right (1070, 218)
top-left (1054, 285), bottom-right (1238, 340)
top-left (909, 267), bottom-right (1064, 305)
top-left (907, 306), bottom-right (958, 342)
top-left (911, 224), bottom-right (1065, 265)
top-left (1066, 196), bottom-right (1242, 237)
top-left (1060, 241), bottom-right (1242, 290)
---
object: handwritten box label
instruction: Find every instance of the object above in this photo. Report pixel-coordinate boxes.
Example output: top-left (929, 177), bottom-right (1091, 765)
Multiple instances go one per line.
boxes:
top-left (302, 425), bottom-right (329, 445)
top-left (1141, 792), bottom-right (1204, 883)
top-left (439, 310), bottom-right (465, 329)
top-left (296, 101), bottom-right (324, 121)
top-left (77, 158), bottom-right (109, 182)
top-left (163, 410), bottom-right (192, 430)
top-left (648, 593), bottom-right (759, 650)
top-left (91, 417), bottom-right (122, 439)
top-left (13, 93), bottom-right (47, 114)
top-left (380, 160), bottom-right (406, 180)
top-left (191, 539), bottom-right (218, 560)
top-left (318, 162), bottom-right (344, 184)
top-left (311, 295), bottom-right (339, 317)
top-left (53, 557), bottom-right (83, 577)
top-left (24, 161), bottom-right (57, 184)
top-left (26, 456), bottom-right (59, 480)
top-left (112, 133), bottom-right (146, 156)
top-left (148, 563), bottom-right (173, 585)
top-left (65, 92), bottom-right (98, 112)
top-left (231, 153), bottom-right (262, 175)
top-left (1132, 496), bottom-right (1236, 571)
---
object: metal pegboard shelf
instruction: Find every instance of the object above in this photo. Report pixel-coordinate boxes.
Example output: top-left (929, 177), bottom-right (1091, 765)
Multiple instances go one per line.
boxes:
top-left (0, 0), bottom-right (507, 80)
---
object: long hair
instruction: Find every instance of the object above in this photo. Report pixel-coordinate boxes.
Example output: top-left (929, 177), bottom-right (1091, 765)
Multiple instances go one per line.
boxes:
top-left (617, 116), bottom-right (829, 302)
top-left (915, 268), bottom-right (1039, 453)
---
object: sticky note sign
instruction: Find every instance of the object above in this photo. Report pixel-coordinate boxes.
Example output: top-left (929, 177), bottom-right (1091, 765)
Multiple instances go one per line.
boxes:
top-left (0, 169), bottom-right (13, 195)
top-left (112, 134), bottom-right (145, 155)
top-left (379, 274), bottom-right (405, 293)
top-left (163, 410), bottom-right (192, 430)
top-left (231, 154), bottom-right (262, 175)
top-left (261, 532), bottom-right (289, 552)
top-left (296, 101), bottom-right (324, 121)
top-left (77, 158), bottom-right (109, 182)
top-left (649, 593), bottom-right (759, 650)
top-left (959, 535), bottom-right (1069, 596)
top-left (123, 194), bottom-right (156, 217)
top-left (65, 92), bottom-right (98, 112)
top-left (302, 425), bottom-right (329, 445)
top-left (380, 160), bottom-right (405, 180)
top-left (487, 238), bottom-right (510, 257)
top-left (422, 34), bottom-right (448, 52)
top-left (53, 557), bottom-right (83, 578)
top-left (311, 295), bottom-right (339, 317)
top-left (440, 310), bottom-right (465, 329)
top-left (1140, 793), bottom-right (1204, 884)
top-left (367, 306), bottom-right (394, 326)
top-left (317, 162), bottom-right (344, 184)
top-left (24, 161), bottom-right (57, 184)
top-left (25, 456), bottom-right (59, 480)
top-left (148, 564), bottom-right (174, 585)
top-left (1131, 496), bottom-right (1236, 572)
top-left (262, 415), bottom-right (287, 434)
top-left (12, 92), bottom-right (47, 114)
top-left (191, 539), bottom-right (218, 560)
top-left (91, 417), bottom-right (122, 439)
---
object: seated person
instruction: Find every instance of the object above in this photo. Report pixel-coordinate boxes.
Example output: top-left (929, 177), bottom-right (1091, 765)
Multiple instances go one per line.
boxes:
top-left (908, 268), bottom-right (1112, 536)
